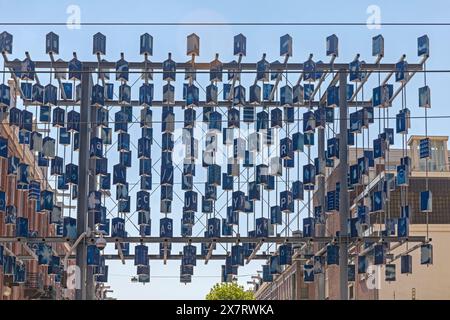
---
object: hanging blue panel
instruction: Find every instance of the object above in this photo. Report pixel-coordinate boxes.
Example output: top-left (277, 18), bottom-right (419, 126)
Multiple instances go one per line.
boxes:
top-left (232, 191), bottom-right (245, 212)
top-left (397, 217), bottom-right (409, 238)
top-left (92, 32), bottom-right (106, 55)
top-left (256, 56), bottom-right (269, 82)
top-left (87, 245), bottom-right (101, 266)
top-left (138, 211), bottom-right (151, 228)
top-left (421, 244), bottom-right (433, 265)
top-left (348, 265), bottom-right (356, 282)
top-left (95, 265), bottom-right (109, 283)
top-left (111, 217), bottom-right (126, 238)
top-left (0, 31), bottom-right (13, 54)
top-left (304, 265), bottom-right (314, 283)
top-left (43, 84), bottom-right (57, 106)
top-left (15, 217), bottom-right (28, 237)
top-left (207, 217), bottom-right (220, 238)
top-left (37, 243), bottom-right (52, 266)
top-left (40, 190), bottom-right (53, 212)
top-left (326, 244), bottom-right (339, 265)
top-left (385, 264), bottom-right (396, 282)
top-left (184, 191), bottom-right (198, 212)
top-left (21, 57), bottom-right (35, 81)
top-left (262, 265), bottom-right (273, 282)
top-left (280, 137), bottom-right (293, 160)
top-left (371, 191), bottom-right (384, 212)
top-left (270, 255), bottom-right (282, 275)
top-left (303, 58), bottom-right (316, 82)
top-left (326, 34), bottom-right (339, 56)
top-left (19, 110), bottom-right (33, 133)
top-left (134, 244), bottom-right (149, 266)
top-left (163, 53), bottom-right (176, 81)
top-left (313, 256), bottom-right (324, 274)
top-left (182, 244), bottom-right (197, 267)
top-left (31, 83), bottom-right (44, 104)
top-left (327, 86), bottom-right (339, 107)
top-left (0, 137), bottom-right (8, 159)
top-left (395, 60), bottom-right (408, 82)
top-left (222, 218), bottom-right (233, 236)
top-left (63, 217), bottom-right (77, 239)
top-left (396, 108), bottom-right (410, 134)
top-left (14, 263), bottom-right (26, 283)
top-left (280, 85), bottom-right (293, 106)
top-left (233, 33), bottom-right (246, 56)
top-left (303, 111), bottom-right (315, 133)
top-left (357, 255), bottom-right (367, 274)
top-left (417, 34), bottom-right (429, 57)
top-left (349, 58), bottom-right (363, 82)
top-left (231, 245), bottom-right (244, 266)
top-left (303, 217), bottom-right (315, 238)
top-left (292, 84), bottom-right (304, 105)
top-left (280, 190), bottom-right (293, 213)
top-left (255, 217), bottom-right (269, 238)
top-left (140, 33), bottom-right (153, 56)
top-left (0, 84), bottom-right (10, 108)
top-left (119, 198), bottom-right (131, 214)
top-left (227, 206), bottom-right (239, 226)
top-left (372, 34), bottom-right (384, 56)
top-left (136, 190), bottom-right (150, 212)
top-left (113, 164), bottom-right (127, 185)
top-left (205, 182), bottom-right (217, 201)
top-left (292, 132), bottom-right (304, 153)
top-left (420, 190), bottom-right (432, 212)
top-left (87, 191), bottom-right (101, 212)
top-left (401, 255), bottom-right (412, 274)
top-left (160, 217), bottom-right (173, 238)
top-left (292, 180), bottom-right (304, 201)
top-left (279, 244), bottom-right (292, 265)
top-left (396, 164), bottom-right (408, 187)
top-left (303, 164), bottom-right (315, 186)
top-left (270, 206), bottom-right (282, 225)
top-left (3, 255), bottom-right (15, 275)
top-left (374, 244), bottom-right (385, 265)
top-left (116, 56), bottom-right (129, 82)
top-left (9, 107), bottom-right (22, 127)
top-left (419, 138), bottom-right (430, 159)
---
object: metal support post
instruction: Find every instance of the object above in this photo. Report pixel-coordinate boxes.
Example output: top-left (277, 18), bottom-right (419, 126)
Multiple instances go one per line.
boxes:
top-left (338, 69), bottom-right (349, 300)
top-left (75, 66), bottom-right (92, 300)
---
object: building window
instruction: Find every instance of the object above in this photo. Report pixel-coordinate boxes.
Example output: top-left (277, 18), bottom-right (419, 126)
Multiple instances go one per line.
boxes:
top-left (349, 284), bottom-right (355, 300)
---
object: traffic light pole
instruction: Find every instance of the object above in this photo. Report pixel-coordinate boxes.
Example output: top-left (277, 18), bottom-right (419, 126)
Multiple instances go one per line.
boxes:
top-left (338, 70), bottom-right (349, 300)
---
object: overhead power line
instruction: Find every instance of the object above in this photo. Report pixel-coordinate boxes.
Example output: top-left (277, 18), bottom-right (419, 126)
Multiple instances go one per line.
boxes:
top-left (1, 21), bottom-right (450, 26)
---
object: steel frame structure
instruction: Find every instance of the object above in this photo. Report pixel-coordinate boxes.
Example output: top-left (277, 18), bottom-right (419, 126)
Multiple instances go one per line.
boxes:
top-left (0, 43), bottom-right (429, 301)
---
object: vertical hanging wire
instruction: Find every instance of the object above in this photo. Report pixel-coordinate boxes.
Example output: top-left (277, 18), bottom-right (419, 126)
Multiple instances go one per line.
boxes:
top-left (69, 78), bottom-right (76, 219)
top-left (423, 61), bottom-right (430, 241)
top-left (307, 79), bottom-right (312, 221)
top-left (247, 121), bottom-right (250, 239)
top-left (296, 88), bottom-right (300, 231)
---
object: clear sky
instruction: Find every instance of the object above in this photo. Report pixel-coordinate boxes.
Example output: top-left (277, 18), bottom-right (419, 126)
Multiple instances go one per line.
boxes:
top-left (1, 0), bottom-right (450, 299)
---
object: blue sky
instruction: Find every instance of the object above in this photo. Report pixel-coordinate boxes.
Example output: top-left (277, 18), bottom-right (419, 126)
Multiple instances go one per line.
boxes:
top-left (1, 0), bottom-right (450, 299)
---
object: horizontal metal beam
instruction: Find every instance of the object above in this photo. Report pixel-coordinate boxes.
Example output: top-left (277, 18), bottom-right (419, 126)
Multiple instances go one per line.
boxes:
top-left (22, 99), bottom-right (372, 108)
top-left (104, 254), bottom-right (270, 261)
top-left (4, 60), bottom-right (424, 72)
top-left (15, 254), bottom-right (270, 261)
top-left (0, 236), bottom-right (428, 244)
